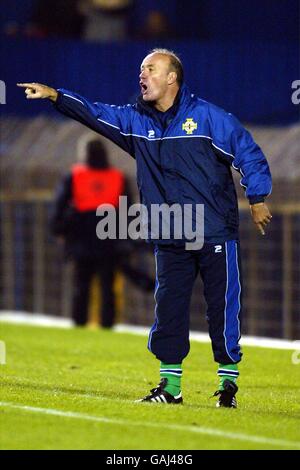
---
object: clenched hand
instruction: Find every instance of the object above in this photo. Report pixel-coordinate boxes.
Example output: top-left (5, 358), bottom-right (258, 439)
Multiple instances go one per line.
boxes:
top-left (250, 202), bottom-right (272, 235)
top-left (17, 82), bottom-right (58, 102)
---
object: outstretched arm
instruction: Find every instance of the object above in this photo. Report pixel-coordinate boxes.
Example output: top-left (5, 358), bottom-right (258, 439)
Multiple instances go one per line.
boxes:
top-left (17, 82), bottom-right (58, 101)
top-left (17, 82), bottom-right (136, 156)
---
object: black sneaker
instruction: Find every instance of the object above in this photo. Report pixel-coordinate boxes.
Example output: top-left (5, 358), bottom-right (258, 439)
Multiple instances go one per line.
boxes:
top-left (136, 378), bottom-right (183, 404)
top-left (213, 379), bottom-right (238, 408)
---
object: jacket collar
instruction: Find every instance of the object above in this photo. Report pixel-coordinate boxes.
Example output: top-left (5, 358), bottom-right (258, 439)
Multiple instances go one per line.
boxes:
top-left (136, 83), bottom-right (193, 120)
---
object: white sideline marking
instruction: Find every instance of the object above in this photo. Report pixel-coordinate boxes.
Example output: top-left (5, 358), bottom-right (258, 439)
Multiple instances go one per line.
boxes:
top-left (0, 311), bottom-right (299, 350)
top-left (115, 324), bottom-right (300, 351)
top-left (0, 312), bottom-right (73, 328)
top-left (1, 401), bottom-right (299, 449)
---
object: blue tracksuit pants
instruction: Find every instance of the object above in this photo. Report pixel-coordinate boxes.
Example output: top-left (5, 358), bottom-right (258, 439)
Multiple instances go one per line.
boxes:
top-left (148, 240), bottom-right (242, 364)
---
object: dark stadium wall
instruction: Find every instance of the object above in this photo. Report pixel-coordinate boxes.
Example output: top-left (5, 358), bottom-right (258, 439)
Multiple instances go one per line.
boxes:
top-left (1, 37), bottom-right (298, 124)
top-left (189, 0), bottom-right (299, 41)
top-left (0, 0), bottom-right (35, 27)
top-left (1, 0), bottom-right (299, 41)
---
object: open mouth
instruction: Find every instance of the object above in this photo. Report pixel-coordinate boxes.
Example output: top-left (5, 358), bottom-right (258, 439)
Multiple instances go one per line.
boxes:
top-left (140, 82), bottom-right (148, 95)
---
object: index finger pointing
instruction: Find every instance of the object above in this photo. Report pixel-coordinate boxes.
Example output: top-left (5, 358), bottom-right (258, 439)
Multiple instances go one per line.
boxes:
top-left (17, 83), bottom-right (36, 88)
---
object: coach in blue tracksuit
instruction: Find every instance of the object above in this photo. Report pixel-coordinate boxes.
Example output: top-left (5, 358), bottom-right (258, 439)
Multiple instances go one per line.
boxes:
top-left (18, 48), bottom-right (272, 408)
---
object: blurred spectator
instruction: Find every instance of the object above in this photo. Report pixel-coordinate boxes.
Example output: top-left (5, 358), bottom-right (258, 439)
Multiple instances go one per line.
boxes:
top-left (51, 138), bottom-right (126, 327)
top-left (135, 9), bottom-right (174, 41)
top-left (25, 0), bottom-right (84, 39)
top-left (79, 0), bottom-right (133, 42)
top-left (51, 138), bottom-right (153, 327)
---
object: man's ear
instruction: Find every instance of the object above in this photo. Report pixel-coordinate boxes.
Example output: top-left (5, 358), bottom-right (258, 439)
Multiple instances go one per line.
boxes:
top-left (167, 71), bottom-right (177, 85)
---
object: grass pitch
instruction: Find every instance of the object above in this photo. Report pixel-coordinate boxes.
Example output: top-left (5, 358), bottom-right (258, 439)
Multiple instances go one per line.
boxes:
top-left (0, 322), bottom-right (300, 450)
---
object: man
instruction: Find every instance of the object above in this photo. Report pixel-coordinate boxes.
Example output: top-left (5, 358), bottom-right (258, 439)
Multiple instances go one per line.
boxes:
top-left (18, 48), bottom-right (272, 408)
top-left (51, 138), bottom-right (125, 328)
top-left (51, 137), bottom-right (154, 327)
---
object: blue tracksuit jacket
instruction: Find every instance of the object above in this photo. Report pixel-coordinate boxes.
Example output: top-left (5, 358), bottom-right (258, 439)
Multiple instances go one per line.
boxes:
top-left (55, 84), bottom-right (272, 244)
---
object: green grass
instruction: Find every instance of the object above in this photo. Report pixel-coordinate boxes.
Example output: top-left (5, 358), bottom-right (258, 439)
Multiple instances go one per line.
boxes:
top-left (0, 322), bottom-right (300, 450)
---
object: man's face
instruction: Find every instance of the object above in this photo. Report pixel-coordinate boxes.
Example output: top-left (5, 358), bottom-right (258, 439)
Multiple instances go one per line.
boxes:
top-left (139, 53), bottom-right (172, 102)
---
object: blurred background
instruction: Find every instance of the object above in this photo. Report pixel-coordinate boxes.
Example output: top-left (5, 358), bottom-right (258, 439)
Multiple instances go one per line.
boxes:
top-left (0, 0), bottom-right (299, 338)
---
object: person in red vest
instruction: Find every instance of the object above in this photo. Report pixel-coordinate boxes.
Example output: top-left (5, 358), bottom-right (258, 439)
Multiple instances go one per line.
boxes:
top-left (51, 138), bottom-right (127, 327)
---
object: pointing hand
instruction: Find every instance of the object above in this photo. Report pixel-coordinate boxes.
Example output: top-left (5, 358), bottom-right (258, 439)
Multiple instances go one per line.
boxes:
top-left (17, 82), bottom-right (58, 102)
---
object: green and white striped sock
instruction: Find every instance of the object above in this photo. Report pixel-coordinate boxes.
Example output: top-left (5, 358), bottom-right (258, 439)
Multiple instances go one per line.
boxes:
top-left (218, 363), bottom-right (239, 391)
top-left (160, 362), bottom-right (182, 397)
